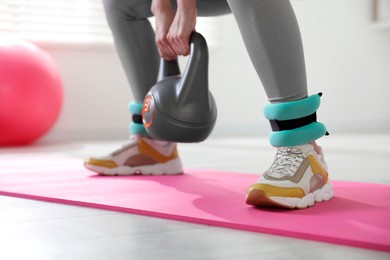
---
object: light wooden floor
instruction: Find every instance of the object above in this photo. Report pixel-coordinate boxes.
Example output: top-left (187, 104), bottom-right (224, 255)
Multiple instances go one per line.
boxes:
top-left (1, 133), bottom-right (389, 260)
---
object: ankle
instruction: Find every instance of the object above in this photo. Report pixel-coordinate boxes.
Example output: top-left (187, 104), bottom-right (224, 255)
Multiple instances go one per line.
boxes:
top-left (138, 135), bottom-right (174, 146)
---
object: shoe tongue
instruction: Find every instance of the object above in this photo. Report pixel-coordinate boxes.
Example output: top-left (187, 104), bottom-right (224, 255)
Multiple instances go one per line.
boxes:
top-left (290, 143), bottom-right (313, 154)
top-left (110, 138), bottom-right (138, 156)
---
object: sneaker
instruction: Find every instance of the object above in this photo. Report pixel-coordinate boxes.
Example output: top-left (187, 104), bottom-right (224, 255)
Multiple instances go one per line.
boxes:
top-left (246, 144), bottom-right (334, 209)
top-left (84, 136), bottom-right (183, 175)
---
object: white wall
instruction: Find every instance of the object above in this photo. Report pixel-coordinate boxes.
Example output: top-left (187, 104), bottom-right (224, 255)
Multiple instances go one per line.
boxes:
top-left (42, 0), bottom-right (390, 142)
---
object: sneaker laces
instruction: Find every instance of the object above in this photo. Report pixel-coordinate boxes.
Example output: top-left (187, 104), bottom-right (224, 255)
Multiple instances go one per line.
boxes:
top-left (267, 147), bottom-right (306, 178)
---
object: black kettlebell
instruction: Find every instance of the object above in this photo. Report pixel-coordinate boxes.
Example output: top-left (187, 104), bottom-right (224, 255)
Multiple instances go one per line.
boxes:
top-left (142, 32), bottom-right (217, 143)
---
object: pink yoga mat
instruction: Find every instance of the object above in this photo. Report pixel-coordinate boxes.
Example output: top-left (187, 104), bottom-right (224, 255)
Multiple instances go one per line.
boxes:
top-left (1, 154), bottom-right (389, 252)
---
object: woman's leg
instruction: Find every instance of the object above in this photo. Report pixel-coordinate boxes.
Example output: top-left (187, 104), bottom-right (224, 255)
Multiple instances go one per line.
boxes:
top-left (226, 0), bottom-right (332, 209)
top-left (227, 0), bottom-right (307, 103)
top-left (102, 0), bottom-right (158, 102)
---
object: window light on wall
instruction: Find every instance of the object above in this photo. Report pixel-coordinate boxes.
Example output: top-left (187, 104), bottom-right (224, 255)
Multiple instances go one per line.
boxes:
top-left (374, 0), bottom-right (390, 29)
top-left (0, 0), bottom-right (112, 45)
top-left (0, 0), bottom-right (222, 48)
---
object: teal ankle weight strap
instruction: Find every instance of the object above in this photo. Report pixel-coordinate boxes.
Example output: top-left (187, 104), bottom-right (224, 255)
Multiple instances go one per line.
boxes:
top-left (128, 101), bottom-right (148, 136)
top-left (264, 93), bottom-right (327, 147)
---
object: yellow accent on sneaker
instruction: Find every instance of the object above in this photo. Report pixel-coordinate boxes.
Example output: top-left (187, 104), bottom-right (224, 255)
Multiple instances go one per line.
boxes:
top-left (248, 183), bottom-right (305, 198)
top-left (84, 136), bottom-right (183, 175)
top-left (138, 138), bottom-right (178, 163)
top-left (85, 158), bottom-right (117, 168)
top-left (307, 155), bottom-right (328, 184)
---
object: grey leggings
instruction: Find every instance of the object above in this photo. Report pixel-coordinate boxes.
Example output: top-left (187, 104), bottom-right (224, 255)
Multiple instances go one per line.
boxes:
top-left (103, 0), bottom-right (308, 103)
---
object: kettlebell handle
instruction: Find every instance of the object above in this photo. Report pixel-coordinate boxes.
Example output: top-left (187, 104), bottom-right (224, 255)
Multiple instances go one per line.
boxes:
top-left (177, 32), bottom-right (209, 106)
top-left (157, 59), bottom-right (181, 82)
top-left (157, 32), bottom-right (209, 106)
top-left (158, 32), bottom-right (207, 79)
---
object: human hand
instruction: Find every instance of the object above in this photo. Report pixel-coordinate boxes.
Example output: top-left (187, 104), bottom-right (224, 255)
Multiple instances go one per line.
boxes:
top-left (152, 0), bottom-right (197, 60)
top-left (152, 0), bottom-right (177, 60)
top-left (167, 0), bottom-right (197, 57)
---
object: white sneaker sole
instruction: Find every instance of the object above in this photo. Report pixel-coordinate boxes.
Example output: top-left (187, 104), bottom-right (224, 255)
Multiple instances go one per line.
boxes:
top-left (269, 183), bottom-right (334, 209)
top-left (84, 158), bottom-right (183, 176)
top-left (246, 183), bottom-right (334, 209)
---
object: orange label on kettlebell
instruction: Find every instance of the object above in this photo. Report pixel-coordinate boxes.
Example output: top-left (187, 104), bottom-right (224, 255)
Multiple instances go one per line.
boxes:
top-left (142, 95), bottom-right (154, 128)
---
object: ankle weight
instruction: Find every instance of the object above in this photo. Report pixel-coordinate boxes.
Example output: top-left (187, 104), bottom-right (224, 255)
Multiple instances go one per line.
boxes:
top-left (128, 101), bottom-right (148, 136)
top-left (264, 93), bottom-right (328, 147)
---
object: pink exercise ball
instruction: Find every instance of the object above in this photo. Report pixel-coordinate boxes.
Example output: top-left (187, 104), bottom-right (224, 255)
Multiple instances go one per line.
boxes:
top-left (0, 39), bottom-right (63, 146)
